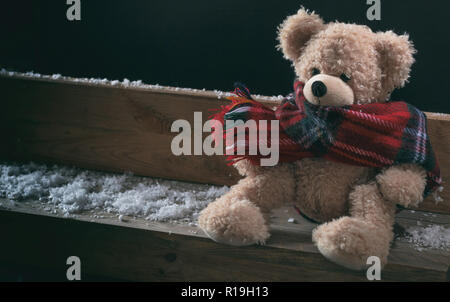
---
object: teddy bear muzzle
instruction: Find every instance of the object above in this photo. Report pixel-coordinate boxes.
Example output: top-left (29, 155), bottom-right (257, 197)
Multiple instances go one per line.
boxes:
top-left (303, 74), bottom-right (355, 106)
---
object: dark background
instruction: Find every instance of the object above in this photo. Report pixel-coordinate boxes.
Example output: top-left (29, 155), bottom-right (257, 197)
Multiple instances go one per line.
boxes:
top-left (1, 0), bottom-right (449, 112)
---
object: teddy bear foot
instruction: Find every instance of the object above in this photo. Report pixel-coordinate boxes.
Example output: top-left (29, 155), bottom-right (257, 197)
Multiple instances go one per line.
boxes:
top-left (312, 217), bottom-right (391, 271)
top-left (198, 198), bottom-right (270, 246)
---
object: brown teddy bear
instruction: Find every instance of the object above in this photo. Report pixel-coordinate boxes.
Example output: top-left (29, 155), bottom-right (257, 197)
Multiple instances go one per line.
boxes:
top-left (198, 7), bottom-right (440, 270)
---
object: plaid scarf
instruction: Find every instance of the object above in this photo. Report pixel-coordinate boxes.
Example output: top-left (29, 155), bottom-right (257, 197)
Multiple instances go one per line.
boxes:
top-left (211, 81), bottom-right (441, 197)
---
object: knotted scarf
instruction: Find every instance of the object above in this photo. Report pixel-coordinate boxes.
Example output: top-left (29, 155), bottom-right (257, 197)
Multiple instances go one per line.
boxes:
top-left (211, 81), bottom-right (441, 197)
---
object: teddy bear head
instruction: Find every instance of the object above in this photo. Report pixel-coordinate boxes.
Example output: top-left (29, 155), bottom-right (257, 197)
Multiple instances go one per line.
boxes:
top-left (277, 8), bottom-right (416, 106)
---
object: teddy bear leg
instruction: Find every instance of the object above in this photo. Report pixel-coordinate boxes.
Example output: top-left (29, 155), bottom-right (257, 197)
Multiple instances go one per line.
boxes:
top-left (198, 164), bottom-right (295, 246)
top-left (312, 182), bottom-right (396, 270)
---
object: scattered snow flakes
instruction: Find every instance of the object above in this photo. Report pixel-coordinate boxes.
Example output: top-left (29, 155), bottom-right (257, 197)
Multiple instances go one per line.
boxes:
top-left (122, 78), bottom-right (130, 87)
top-left (0, 162), bottom-right (229, 223)
top-left (0, 68), bottom-right (286, 102)
top-left (213, 89), bottom-right (233, 100)
top-left (427, 112), bottom-right (450, 117)
top-left (253, 94), bottom-right (285, 102)
top-left (405, 224), bottom-right (450, 251)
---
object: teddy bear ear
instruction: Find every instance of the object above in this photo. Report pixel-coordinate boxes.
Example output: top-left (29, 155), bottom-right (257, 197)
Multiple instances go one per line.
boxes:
top-left (277, 8), bottom-right (325, 61)
top-left (376, 31), bottom-right (417, 91)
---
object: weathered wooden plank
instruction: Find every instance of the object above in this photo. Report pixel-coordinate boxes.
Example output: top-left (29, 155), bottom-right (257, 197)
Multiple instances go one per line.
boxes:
top-left (0, 202), bottom-right (448, 281)
top-left (0, 206), bottom-right (448, 281)
top-left (0, 75), bottom-right (448, 213)
top-left (0, 75), bottom-right (240, 186)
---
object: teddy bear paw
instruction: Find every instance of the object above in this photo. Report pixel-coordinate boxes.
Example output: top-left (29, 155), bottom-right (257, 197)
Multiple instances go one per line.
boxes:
top-left (312, 217), bottom-right (390, 271)
top-left (198, 199), bottom-right (270, 246)
top-left (376, 164), bottom-right (426, 208)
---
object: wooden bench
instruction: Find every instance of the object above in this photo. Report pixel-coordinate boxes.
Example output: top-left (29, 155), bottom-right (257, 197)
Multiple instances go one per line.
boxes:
top-left (0, 74), bottom-right (449, 281)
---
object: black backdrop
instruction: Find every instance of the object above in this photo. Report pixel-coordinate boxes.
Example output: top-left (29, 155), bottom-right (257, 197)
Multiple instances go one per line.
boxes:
top-left (1, 0), bottom-right (449, 112)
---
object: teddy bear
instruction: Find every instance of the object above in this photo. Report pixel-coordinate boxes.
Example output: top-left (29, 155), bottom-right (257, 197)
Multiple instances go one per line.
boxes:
top-left (198, 7), bottom-right (440, 270)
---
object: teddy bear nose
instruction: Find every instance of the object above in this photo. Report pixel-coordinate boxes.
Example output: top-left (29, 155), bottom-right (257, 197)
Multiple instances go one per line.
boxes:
top-left (312, 81), bottom-right (327, 97)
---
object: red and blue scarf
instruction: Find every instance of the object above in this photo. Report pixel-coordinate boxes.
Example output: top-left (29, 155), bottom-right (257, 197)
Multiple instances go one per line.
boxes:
top-left (211, 81), bottom-right (441, 197)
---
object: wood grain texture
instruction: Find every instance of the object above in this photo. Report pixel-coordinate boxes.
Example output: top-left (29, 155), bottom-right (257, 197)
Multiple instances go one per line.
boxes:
top-left (0, 75), bottom-right (240, 186)
top-left (0, 203), bottom-right (449, 281)
top-left (0, 75), bottom-right (449, 213)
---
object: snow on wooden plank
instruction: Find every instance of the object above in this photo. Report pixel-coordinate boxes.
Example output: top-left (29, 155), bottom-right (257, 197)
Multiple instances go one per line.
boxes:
top-left (0, 162), bottom-right (229, 223)
top-left (0, 74), bottom-right (449, 214)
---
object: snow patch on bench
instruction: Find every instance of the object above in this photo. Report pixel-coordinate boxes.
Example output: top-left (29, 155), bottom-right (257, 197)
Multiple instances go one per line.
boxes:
top-left (0, 162), bottom-right (228, 224)
top-left (406, 224), bottom-right (450, 251)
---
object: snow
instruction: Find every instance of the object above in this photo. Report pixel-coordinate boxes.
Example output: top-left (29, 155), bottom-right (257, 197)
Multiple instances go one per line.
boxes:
top-left (428, 112), bottom-right (449, 117)
top-left (0, 68), bottom-right (285, 102)
top-left (0, 162), bottom-right (228, 224)
top-left (405, 224), bottom-right (450, 251)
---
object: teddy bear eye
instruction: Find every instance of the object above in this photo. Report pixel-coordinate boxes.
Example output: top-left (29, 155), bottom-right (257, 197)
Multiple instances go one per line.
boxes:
top-left (312, 68), bottom-right (321, 76)
top-left (312, 68), bottom-right (320, 76)
top-left (340, 73), bottom-right (351, 83)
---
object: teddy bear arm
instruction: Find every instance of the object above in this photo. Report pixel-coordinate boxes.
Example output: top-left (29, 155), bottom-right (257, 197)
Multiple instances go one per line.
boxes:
top-left (375, 164), bottom-right (427, 208)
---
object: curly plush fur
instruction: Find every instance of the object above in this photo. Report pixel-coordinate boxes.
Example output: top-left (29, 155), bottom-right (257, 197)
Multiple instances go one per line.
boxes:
top-left (198, 8), bottom-right (425, 270)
